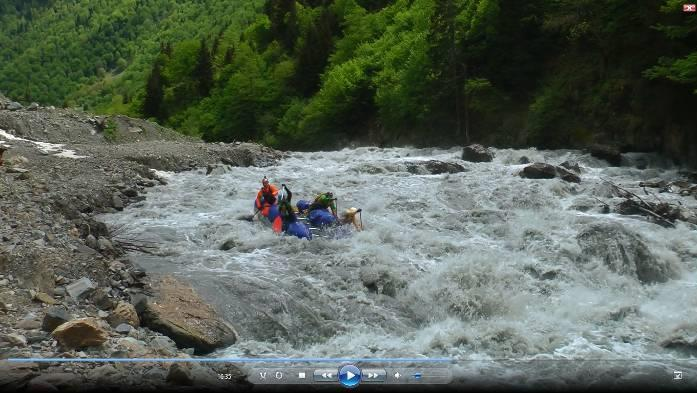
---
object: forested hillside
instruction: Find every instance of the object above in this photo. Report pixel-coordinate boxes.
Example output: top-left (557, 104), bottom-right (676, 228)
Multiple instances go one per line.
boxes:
top-left (1, 0), bottom-right (696, 165)
top-left (0, 0), bottom-right (262, 110)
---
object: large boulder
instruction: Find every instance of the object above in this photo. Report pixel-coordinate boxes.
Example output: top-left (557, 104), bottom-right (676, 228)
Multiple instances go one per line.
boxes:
top-left (52, 318), bottom-right (108, 349)
top-left (406, 160), bottom-right (466, 175)
top-left (461, 144), bottom-right (494, 162)
top-left (575, 223), bottom-right (676, 283)
top-left (520, 163), bottom-right (556, 179)
top-left (520, 163), bottom-right (580, 183)
top-left (590, 144), bottom-right (622, 166)
top-left (138, 276), bottom-right (237, 355)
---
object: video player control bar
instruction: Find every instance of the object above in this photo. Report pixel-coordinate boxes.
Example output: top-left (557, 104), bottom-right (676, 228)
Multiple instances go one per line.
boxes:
top-left (249, 366), bottom-right (452, 385)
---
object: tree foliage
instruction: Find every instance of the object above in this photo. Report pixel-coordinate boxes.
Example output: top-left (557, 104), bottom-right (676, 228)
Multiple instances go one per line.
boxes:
top-left (2, 0), bottom-right (696, 164)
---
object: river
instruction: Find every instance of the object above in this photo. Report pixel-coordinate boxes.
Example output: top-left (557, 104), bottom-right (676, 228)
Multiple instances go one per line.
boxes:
top-left (101, 146), bottom-right (697, 389)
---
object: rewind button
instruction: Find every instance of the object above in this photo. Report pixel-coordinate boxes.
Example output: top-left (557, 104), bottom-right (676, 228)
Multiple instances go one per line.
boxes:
top-left (361, 369), bottom-right (386, 382)
top-left (313, 369), bottom-right (338, 382)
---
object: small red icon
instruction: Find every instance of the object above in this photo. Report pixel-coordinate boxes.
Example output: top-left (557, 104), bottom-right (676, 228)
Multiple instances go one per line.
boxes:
top-left (684, 4), bottom-right (697, 12)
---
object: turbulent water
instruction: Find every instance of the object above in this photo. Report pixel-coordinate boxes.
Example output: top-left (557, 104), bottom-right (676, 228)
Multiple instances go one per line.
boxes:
top-left (102, 147), bottom-right (697, 389)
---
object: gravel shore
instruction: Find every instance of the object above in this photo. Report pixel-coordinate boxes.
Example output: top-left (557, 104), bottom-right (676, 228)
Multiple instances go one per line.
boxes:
top-left (0, 95), bottom-right (281, 392)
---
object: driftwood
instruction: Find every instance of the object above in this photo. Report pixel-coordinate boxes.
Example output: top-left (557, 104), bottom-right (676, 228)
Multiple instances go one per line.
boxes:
top-left (602, 178), bottom-right (678, 228)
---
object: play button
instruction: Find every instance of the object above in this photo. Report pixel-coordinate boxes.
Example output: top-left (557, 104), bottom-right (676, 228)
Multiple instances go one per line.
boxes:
top-left (338, 364), bottom-right (361, 388)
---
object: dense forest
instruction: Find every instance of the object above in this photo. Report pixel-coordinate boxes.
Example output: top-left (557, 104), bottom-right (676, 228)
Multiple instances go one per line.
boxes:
top-left (1, 0), bottom-right (696, 164)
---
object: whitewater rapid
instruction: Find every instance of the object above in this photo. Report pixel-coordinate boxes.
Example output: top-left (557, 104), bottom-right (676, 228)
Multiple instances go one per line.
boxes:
top-left (102, 147), bottom-right (697, 388)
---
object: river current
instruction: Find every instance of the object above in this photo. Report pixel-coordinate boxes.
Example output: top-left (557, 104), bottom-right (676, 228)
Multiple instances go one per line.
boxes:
top-left (102, 147), bottom-right (697, 389)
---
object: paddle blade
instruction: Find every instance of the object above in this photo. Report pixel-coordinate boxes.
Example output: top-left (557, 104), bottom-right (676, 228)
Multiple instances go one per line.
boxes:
top-left (272, 216), bottom-right (283, 233)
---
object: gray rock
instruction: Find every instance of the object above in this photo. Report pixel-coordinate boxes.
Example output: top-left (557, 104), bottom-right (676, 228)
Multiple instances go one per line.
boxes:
top-left (518, 156), bottom-right (531, 164)
top-left (85, 234), bottom-right (98, 250)
top-left (150, 335), bottom-right (178, 356)
top-left (65, 277), bottom-right (96, 299)
top-left (16, 315), bottom-right (42, 330)
top-left (1, 333), bottom-right (27, 346)
top-left (166, 363), bottom-right (194, 385)
top-left (462, 144), bottom-right (494, 162)
top-left (7, 101), bottom-right (23, 111)
top-left (115, 323), bottom-right (133, 334)
top-left (556, 166), bottom-right (581, 183)
top-left (52, 287), bottom-right (66, 297)
top-left (520, 163), bottom-right (556, 179)
top-left (576, 223), bottom-right (676, 283)
top-left (220, 238), bottom-right (238, 251)
top-left (520, 163), bottom-right (580, 183)
top-left (42, 307), bottom-right (71, 332)
top-left (112, 194), bottom-right (124, 211)
top-left (0, 279), bottom-right (8, 286)
top-left (405, 160), bottom-right (466, 175)
top-left (90, 288), bottom-right (114, 310)
top-left (97, 237), bottom-right (113, 252)
top-left (27, 102), bottom-right (39, 111)
top-left (560, 160), bottom-right (581, 173)
top-left (122, 188), bottom-right (138, 198)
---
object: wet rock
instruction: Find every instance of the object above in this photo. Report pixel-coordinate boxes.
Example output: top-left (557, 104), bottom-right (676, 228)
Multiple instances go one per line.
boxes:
top-left (518, 156), bottom-right (530, 164)
top-left (166, 363), bottom-right (194, 385)
top-left (359, 267), bottom-right (403, 297)
top-left (560, 160), bottom-right (581, 173)
top-left (52, 318), bottom-right (108, 349)
top-left (639, 179), bottom-right (667, 188)
top-left (520, 163), bottom-right (580, 183)
top-left (406, 160), bottom-right (466, 175)
top-left (576, 223), bottom-right (676, 283)
top-left (139, 276), bottom-right (237, 354)
top-left (556, 166), bottom-right (581, 183)
top-left (107, 301), bottom-right (140, 328)
top-left (220, 238), bottom-right (238, 251)
top-left (660, 325), bottom-right (697, 354)
top-left (590, 144), bottom-right (622, 166)
top-left (66, 277), bottom-right (95, 299)
top-left (462, 144), bottom-right (494, 162)
top-left (42, 307), bottom-right (71, 332)
top-left (609, 306), bottom-right (638, 321)
top-left (122, 188), bottom-right (138, 198)
top-left (33, 291), bottom-right (60, 305)
top-left (520, 163), bottom-right (556, 179)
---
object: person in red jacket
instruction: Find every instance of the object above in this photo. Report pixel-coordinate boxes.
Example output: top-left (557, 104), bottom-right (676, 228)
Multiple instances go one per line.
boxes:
top-left (255, 176), bottom-right (279, 216)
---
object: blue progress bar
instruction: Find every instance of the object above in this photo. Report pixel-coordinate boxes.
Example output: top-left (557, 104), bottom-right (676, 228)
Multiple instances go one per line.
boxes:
top-left (8, 357), bottom-right (452, 363)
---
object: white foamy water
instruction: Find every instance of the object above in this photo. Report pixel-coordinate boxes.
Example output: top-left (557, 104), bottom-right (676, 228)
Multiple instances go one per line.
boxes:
top-left (102, 147), bottom-right (697, 388)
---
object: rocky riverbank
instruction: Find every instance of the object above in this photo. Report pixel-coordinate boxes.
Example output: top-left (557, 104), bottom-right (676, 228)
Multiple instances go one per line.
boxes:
top-left (0, 94), bottom-right (281, 392)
